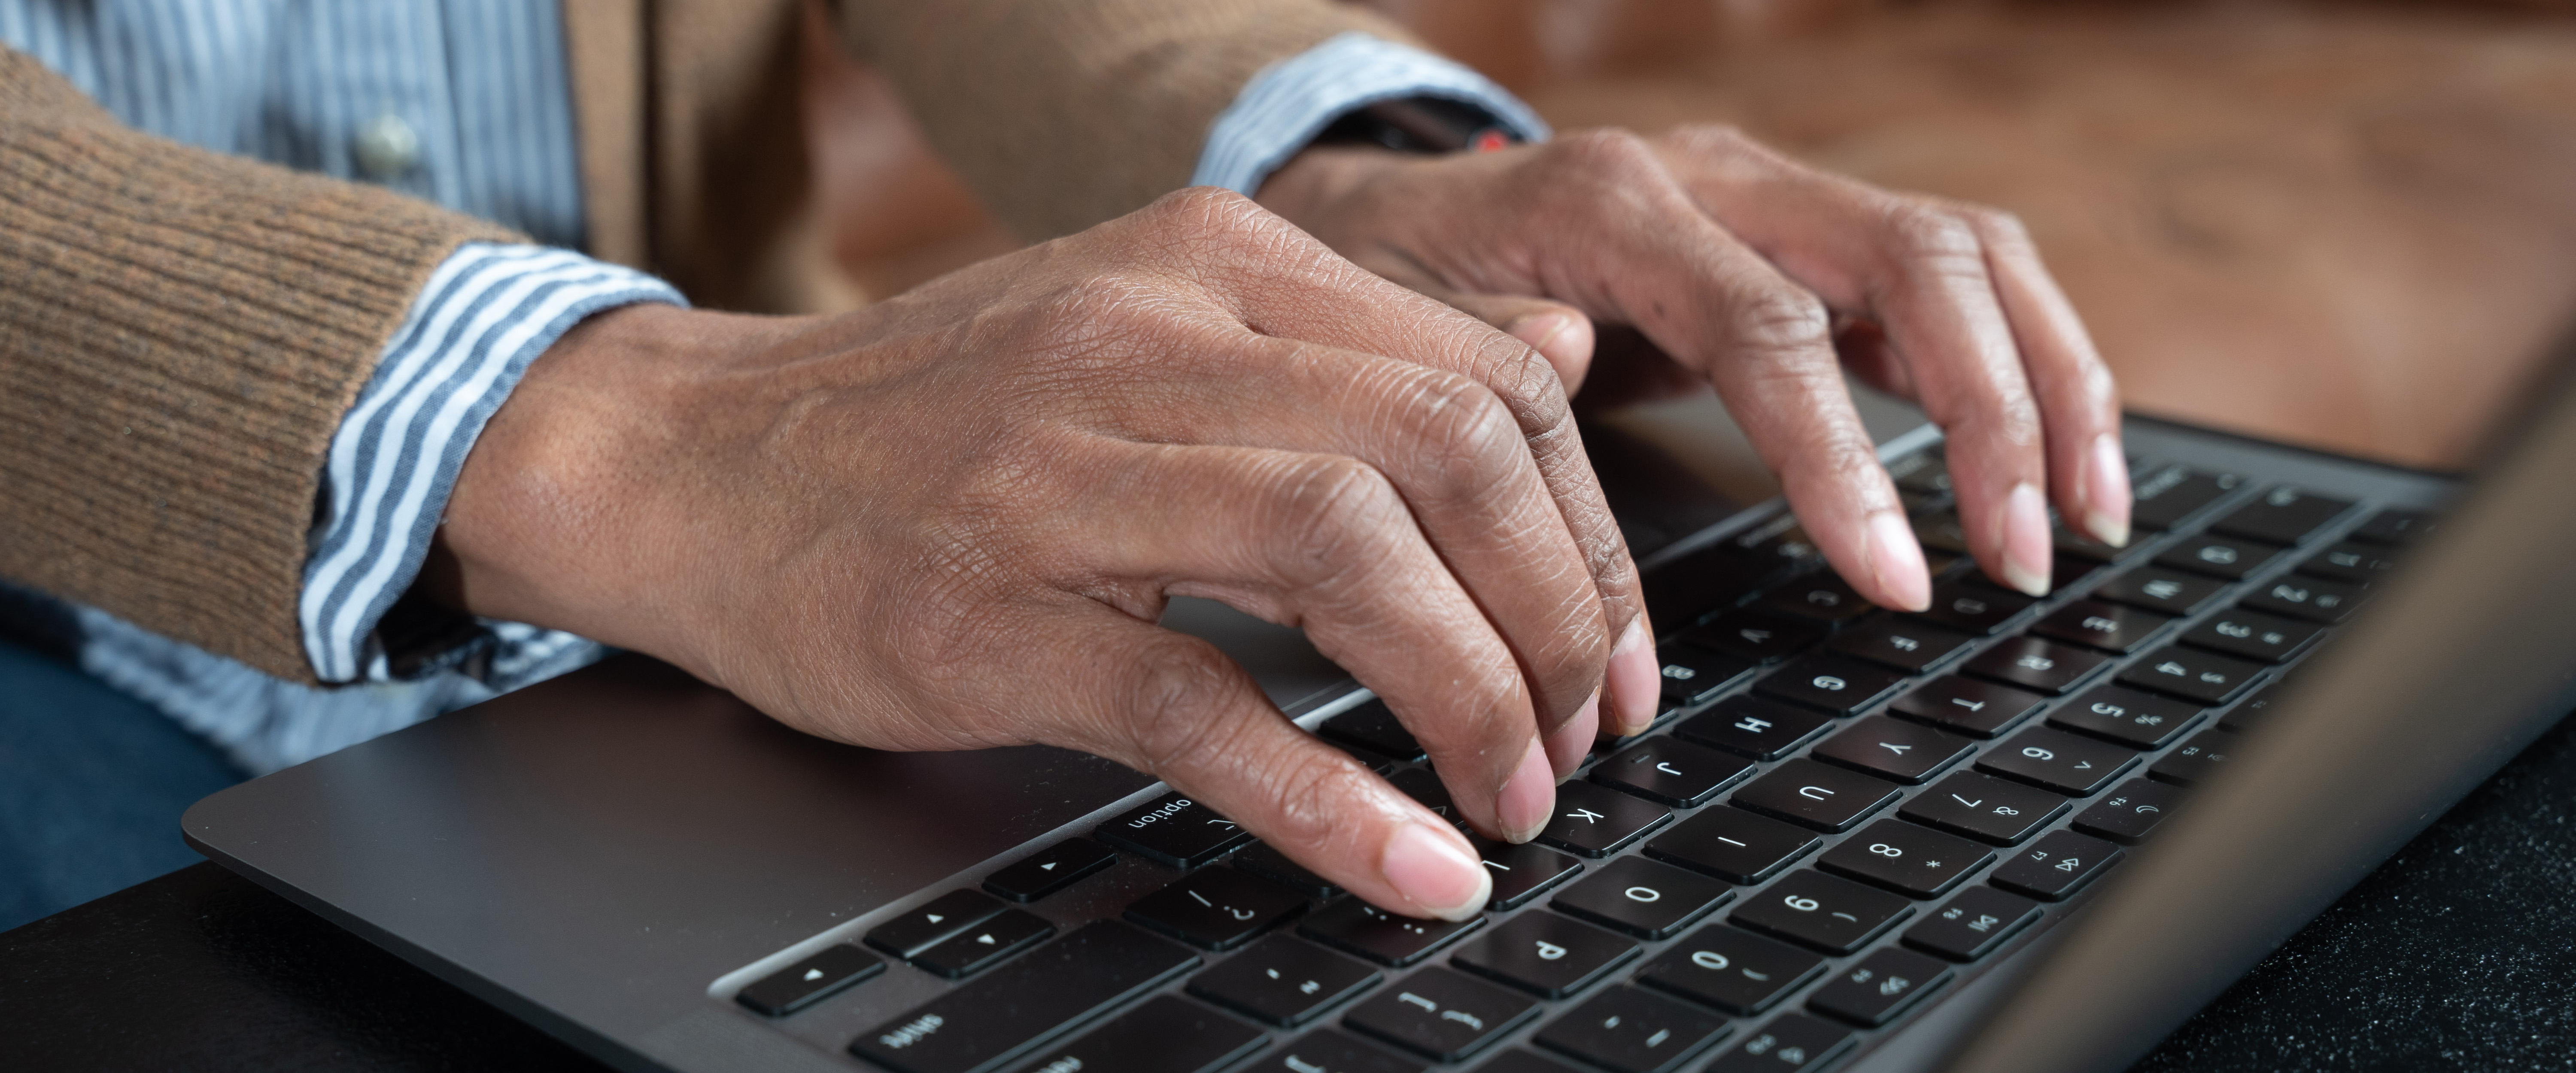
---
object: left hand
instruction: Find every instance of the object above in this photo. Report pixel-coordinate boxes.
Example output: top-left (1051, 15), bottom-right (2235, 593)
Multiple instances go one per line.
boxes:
top-left (1258, 127), bottom-right (2131, 699)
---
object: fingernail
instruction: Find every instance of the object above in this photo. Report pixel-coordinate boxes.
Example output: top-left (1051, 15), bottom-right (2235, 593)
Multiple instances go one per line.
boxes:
top-left (1865, 510), bottom-right (1932, 612)
top-left (1605, 619), bottom-right (1658, 735)
top-left (1382, 821), bottom-right (1492, 921)
top-left (1498, 735), bottom-right (1555, 843)
top-left (1544, 691), bottom-right (1603, 779)
top-left (2000, 482), bottom-right (2053, 597)
top-left (2084, 433), bottom-right (2132, 548)
top-left (1510, 312), bottom-right (1575, 356)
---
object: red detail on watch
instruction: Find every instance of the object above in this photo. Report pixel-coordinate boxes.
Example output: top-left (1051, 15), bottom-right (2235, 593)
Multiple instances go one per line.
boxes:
top-left (1471, 128), bottom-right (1510, 153)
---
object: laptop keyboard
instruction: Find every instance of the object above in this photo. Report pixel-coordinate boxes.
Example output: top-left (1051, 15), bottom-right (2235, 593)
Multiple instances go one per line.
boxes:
top-left (729, 444), bottom-right (2442, 1073)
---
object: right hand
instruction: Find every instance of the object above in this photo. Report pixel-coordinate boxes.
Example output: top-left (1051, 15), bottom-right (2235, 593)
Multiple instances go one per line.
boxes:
top-left (428, 189), bottom-right (1662, 920)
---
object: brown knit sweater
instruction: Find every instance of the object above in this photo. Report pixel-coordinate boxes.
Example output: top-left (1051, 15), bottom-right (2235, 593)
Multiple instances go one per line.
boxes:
top-left (0, 0), bottom-right (1407, 683)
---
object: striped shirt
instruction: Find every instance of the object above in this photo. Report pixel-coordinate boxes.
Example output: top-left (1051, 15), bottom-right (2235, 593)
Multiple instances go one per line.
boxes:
top-left (0, 2), bottom-right (1541, 774)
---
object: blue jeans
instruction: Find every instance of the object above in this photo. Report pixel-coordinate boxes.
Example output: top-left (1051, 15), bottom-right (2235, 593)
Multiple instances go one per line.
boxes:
top-left (0, 638), bottom-right (244, 932)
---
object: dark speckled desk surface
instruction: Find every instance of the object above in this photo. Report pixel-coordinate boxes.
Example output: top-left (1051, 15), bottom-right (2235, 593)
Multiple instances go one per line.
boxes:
top-left (6, 713), bottom-right (2575, 1072)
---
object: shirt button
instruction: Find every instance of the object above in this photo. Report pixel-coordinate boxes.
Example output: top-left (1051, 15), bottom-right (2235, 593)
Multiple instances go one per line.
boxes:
top-left (353, 112), bottom-right (420, 180)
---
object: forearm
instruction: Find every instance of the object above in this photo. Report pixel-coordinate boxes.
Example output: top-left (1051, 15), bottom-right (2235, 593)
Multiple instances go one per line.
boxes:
top-left (833, 0), bottom-right (1410, 239)
top-left (0, 46), bottom-right (515, 682)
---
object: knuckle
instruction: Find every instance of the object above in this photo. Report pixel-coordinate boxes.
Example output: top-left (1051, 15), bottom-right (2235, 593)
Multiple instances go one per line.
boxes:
top-left (1267, 456), bottom-right (1406, 588)
top-left (1118, 635), bottom-right (1244, 774)
top-left (1883, 201), bottom-right (1987, 270)
top-left (1392, 371), bottom-right (1525, 506)
top-left (1730, 282), bottom-right (1835, 365)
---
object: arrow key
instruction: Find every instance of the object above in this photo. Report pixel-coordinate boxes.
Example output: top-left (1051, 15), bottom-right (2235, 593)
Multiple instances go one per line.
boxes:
top-left (984, 838), bottom-right (1119, 902)
top-left (863, 888), bottom-right (1007, 958)
top-left (735, 943), bottom-right (884, 1016)
top-left (909, 908), bottom-right (1056, 979)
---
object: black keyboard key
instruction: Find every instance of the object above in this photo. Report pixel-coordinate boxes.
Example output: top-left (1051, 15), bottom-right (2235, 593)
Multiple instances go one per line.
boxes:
top-left (1298, 899), bottom-right (1484, 967)
top-left (1898, 772), bottom-right (2069, 846)
top-left (1825, 617), bottom-right (1976, 673)
top-left (2094, 567), bottom-right (2228, 617)
top-left (1537, 782), bottom-right (1674, 858)
top-left (1344, 966), bottom-right (1539, 1062)
top-left (1634, 924), bottom-right (1828, 1015)
top-left (1962, 636), bottom-right (2110, 696)
top-left (2154, 533), bottom-right (2285, 580)
top-left (1912, 511), bottom-right (1973, 557)
top-left (2182, 609), bottom-right (2323, 664)
top-left (2242, 575), bottom-right (2366, 623)
top-left (1978, 726), bottom-right (2139, 796)
top-left (1008, 994), bottom-right (1266, 1073)
top-left (1592, 737), bottom-right (1756, 807)
top-left (1759, 573), bottom-right (1877, 626)
top-left (1731, 759), bottom-right (1905, 833)
top-left (736, 943), bottom-right (884, 1017)
top-left (1470, 837), bottom-right (1585, 910)
top-left (1645, 807), bottom-right (1822, 885)
top-left (2053, 518), bottom-right (2137, 564)
top-left (1683, 610), bottom-right (1826, 664)
top-left (1809, 716), bottom-right (1975, 785)
top-left (1677, 697), bottom-right (1833, 761)
top-left (1703, 1013), bottom-right (1856, 1073)
top-left (2221, 681), bottom-right (2291, 732)
top-left (985, 839), bottom-right (1120, 903)
top-left (1236, 842), bottom-right (1341, 900)
top-left (1730, 870), bottom-right (1914, 954)
top-left (1817, 819), bottom-right (1993, 899)
top-left (1187, 934), bottom-right (1380, 1027)
top-left (2348, 507), bottom-right (2437, 546)
top-left (2212, 485), bottom-right (2356, 546)
top-left (2073, 778), bottom-right (2187, 844)
top-left (1887, 676), bottom-right (2045, 738)
top-left (2050, 684), bottom-right (2203, 749)
top-left (1989, 830), bottom-right (2124, 901)
top-left (2029, 600), bottom-right (2171, 655)
top-left (2299, 540), bottom-right (2401, 584)
top-left (1908, 579), bottom-right (2035, 635)
top-left (1449, 912), bottom-right (1640, 997)
top-left (2118, 645), bottom-right (2264, 705)
top-left (2128, 465), bottom-right (2242, 532)
top-left (1733, 515), bottom-right (1826, 573)
top-left (1754, 654), bottom-right (1908, 715)
top-left (1552, 856), bottom-right (1735, 939)
top-left (1806, 946), bottom-right (1952, 1028)
top-left (1125, 867), bottom-right (1307, 950)
top-left (1321, 700), bottom-right (1427, 763)
top-left (1476, 1052), bottom-right (1583, 1073)
top-left (912, 909), bottom-right (1056, 979)
top-left (1657, 643), bottom-right (1757, 706)
top-left (849, 922), bottom-right (1199, 1073)
top-left (1389, 768), bottom-right (1464, 831)
top-left (1644, 543), bottom-right (1772, 631)
top-left (1535, 986), bottom-right (1734, 1073)
top-left (1891, 451), bottom-right (1952, 497)
top-left (1248, 1029), bottom-right (1424, 1073)
top-left (1902, 886), bottom-right (2042, 962)
top-left (1098, 791), bottom-right (1255, 869)
top-left (866, 889), bottom-right (1009, 958)
top-left (2149, 728), bottom-right (2241, 786)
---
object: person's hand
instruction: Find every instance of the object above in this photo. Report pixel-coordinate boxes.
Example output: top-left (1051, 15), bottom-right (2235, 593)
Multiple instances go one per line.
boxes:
top-left (1259, 127), bottom-right (2131, 611)
top-left (425, 189), bottom-right (1666, 921)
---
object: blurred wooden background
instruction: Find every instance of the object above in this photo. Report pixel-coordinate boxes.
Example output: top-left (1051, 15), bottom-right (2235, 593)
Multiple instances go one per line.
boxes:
top-left (801, 0), bottom-right (2576, 470)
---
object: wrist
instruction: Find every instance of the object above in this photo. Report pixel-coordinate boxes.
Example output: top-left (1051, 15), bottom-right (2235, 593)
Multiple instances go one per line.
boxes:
top-left (423, 303), bottom-right (731, 661)
top-left (1253, 145), bottom-right (1408, 237)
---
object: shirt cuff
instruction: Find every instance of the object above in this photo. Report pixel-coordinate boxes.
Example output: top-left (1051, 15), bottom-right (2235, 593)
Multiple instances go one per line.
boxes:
top-left (1191, 32), bottom-right (1550, 197)
top-left (299, 242), bottom-right (684, 684)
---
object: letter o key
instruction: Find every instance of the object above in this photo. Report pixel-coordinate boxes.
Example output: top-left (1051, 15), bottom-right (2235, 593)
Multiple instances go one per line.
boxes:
top-left (1625, 885), bottom-right (1662, 903)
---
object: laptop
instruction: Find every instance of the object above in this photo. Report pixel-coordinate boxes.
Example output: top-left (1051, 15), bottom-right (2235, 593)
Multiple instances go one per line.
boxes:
top-left (181, 355), bottom-right (2576, 1073)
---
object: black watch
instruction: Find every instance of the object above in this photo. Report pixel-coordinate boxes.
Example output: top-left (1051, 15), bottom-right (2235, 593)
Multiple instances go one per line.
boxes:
top-left (1310, 97), bottom-right (1520, 155)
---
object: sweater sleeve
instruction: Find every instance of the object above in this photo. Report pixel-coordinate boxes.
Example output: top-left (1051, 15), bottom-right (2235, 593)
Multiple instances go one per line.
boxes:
top-left (0, 45), bottom-right (519, 683)
top-left (835, 0), bottom-right (1421, 241)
